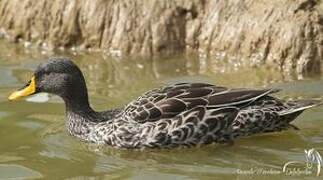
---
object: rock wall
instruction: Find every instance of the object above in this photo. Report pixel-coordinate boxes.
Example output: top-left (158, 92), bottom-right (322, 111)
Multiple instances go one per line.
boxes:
top-left (0, 0), bottom-right (322, 75)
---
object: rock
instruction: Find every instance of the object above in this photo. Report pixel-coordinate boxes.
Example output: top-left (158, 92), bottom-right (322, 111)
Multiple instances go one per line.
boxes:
top-left (0, 0), bottom-right (322, 76)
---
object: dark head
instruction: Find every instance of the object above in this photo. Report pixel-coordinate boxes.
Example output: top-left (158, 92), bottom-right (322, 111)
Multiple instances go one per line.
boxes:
top-left (9, 57), bottom-right (91, 111)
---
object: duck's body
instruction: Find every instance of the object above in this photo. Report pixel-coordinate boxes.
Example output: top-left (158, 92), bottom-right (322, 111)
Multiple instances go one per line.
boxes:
top-left (65, 82), bottom-right (318, 149)
top-left (8, 58), bottom-right (321, 149)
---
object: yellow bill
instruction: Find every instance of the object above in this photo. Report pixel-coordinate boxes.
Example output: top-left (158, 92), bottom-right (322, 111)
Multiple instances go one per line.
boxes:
top-left (8, 76), bottom-right (36, 101)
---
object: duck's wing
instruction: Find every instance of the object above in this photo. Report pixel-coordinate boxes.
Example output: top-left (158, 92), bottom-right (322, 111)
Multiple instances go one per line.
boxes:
top-left (123, 83), bottom-right (279, 123)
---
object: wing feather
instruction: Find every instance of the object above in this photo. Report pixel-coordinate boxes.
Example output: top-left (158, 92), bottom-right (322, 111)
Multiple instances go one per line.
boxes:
top-left (123, 83), bottom-right (279, 123)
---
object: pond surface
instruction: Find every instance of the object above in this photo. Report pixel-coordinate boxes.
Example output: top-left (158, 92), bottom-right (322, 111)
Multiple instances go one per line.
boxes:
top-left (0, 40), bottom-right (323, 179)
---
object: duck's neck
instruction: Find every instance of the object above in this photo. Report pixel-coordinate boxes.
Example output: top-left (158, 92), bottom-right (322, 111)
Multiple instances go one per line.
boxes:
top-left (63, 94), bottom-right (98, 138)
top-left (64, 95), bottom-right (94, 115)
top-left (58, 74), bottom-right (103, 121)
top-left (59, 80), bottom-right (101, 138)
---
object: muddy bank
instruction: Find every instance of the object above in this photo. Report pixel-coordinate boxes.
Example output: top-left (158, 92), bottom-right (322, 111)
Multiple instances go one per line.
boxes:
top-left (0, 0), bottom-right (322, 75)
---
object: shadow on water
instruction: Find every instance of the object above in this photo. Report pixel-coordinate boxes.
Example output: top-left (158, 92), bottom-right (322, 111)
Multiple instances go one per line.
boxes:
top-left (0, 40), bottom-right (323, 179)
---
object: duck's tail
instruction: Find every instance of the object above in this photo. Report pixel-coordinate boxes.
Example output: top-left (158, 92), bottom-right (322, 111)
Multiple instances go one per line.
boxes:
top-left (276, 99), bottom-right (322, 131)
top-left (232, 99), bottom-right (321, 138)
top-left (278, 99), bottom-right (322, 118)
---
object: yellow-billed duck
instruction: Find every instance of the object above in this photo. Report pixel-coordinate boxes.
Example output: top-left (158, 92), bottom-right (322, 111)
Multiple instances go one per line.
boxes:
top-left (8, 57), bottom-right (321, 149)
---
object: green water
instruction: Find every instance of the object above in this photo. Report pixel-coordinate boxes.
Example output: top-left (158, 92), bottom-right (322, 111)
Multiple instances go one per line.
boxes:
top-left (0, 40), bottom-right (323, 179)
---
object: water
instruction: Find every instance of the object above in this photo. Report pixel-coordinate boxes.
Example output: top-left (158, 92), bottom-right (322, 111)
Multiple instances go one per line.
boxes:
top-left (0, 40), bottom-right (323, 179)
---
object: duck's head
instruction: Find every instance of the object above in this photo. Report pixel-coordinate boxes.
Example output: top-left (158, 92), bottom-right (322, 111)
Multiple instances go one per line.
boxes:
top-left (8, 58), bottom-right (90, 108)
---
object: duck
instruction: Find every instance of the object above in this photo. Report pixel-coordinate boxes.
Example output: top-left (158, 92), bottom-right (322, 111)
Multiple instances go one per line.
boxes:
top-left (8, 57), bottom-right (321, 149)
